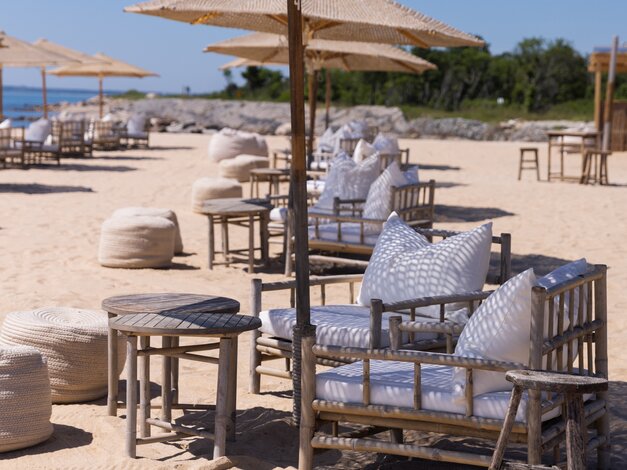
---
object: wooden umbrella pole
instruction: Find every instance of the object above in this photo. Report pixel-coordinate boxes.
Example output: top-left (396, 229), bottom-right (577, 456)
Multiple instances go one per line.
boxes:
top-left (602, 36), bottom-right (619, 151)
top-left (325, 69), bottom-right (331, 129)
top-left (0, 65), bottom-right (3, 121)
top-left (41, 67), bottom-right (48, 119)
top-left (287, 0), bottom-right (315, 426)
top-left (99, 74), bottom-right (104, 119)
top-left (307, 69), bottom-right (318, 161)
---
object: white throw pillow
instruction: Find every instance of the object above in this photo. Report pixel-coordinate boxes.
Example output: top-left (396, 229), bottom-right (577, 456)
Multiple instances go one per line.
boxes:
top-left (25, 118), bottom-right (52, 143)
top-left (404, 165), bottom-right (420, 184)
top-left (357, 214), bottom-right (493, 316)
top-left (348, 120), bottom-right (369, 138)
top-left (352, 139), bottom-right (377, 163)
top-left (314, 153), bottom-right (380, 211)
top-left (373, 133), bottom-right (400, 155)
top-left (362, 161), bottom-right (408, 221)
top-left (0, 118), bottom-right (12, 129)
top-left (127, 114), bottom-right (146, 134)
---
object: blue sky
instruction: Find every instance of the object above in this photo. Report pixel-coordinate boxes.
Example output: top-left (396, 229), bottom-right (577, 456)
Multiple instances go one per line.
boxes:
top-left (2, 0), bottom-right (626, 94)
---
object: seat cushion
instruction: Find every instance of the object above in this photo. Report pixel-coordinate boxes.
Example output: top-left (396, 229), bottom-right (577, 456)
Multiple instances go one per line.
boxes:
top-left (259, 305), bottom-right (438, 348)
top-left (308, 222), bottom-right (380, 246)
top-left (316, 360), bottom-right (564, 423)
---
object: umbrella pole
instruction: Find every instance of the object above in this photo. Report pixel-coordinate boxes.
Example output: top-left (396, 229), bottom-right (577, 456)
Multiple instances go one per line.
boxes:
top-left (41, 67), bottom-right (48, 119)
top-left (0, 65), bottom-right (3, 121)
top-left (307, 70), bottom-right (318, 164)
top-left (287, 0), bottom-right (314, 427)
top-left (602, 36), bottom-right (619, 151)
top-left (325, 69), bottom-right (331, 129)
top-left (99, 75), bottom-right (104, 119)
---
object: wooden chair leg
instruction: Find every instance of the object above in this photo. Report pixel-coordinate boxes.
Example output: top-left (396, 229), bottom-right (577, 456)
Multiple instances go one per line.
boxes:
top-left (221, 216), bottom-right (230, 267)
top-left (489, 385), bottom-right (523, 470)
top-left (226, 338), bottom-right (238, 441)
top-left (518, 153), bottom-right (523, 180)
top-left (170, 336), bottom-right (179, 405)
top-left (535, 152), bottom-right (540, 181)
top-left (125, 335), bottom-right (138, 458)
top-left (565, 393), bottom-right (587, 470)
top-left (207, 216), bottom-right (215, 270)
top-left (248, 214), bottom-right (255, 273)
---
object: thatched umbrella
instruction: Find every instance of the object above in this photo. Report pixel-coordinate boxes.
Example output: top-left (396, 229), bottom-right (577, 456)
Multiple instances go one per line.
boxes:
top-left (0, 31), bottom-right (77, 120)
top-left (50, 53), bottom-right (158, 118)
top-left (205, 32), bottom-right (436, 153)
top-left (124, 0), bottom-right (483, 422)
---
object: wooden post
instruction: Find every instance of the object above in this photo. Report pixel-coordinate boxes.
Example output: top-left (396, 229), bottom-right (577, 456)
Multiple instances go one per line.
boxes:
top-left (248, 213), bottom-right (255, 273)
top-left (208, 216), bottom-right (215, 270)
top-left (139, 336), bottom-right (151, 438)
top-left (214, 337), bottom-right (232, 459)
top-left (107, 316), bottom-right (118, 417)
top-left (527, 286), bottom-right (546, 465)
top-left (307, 70), bottom-right (319, 160)
top-left (287, 0), bottom-right (313, 425)
top-left (41, 67), bottom-right (48, 119)
top-left (602, 37), bottom-right (619, 151)
top-left (369, 299), bottom-right (383, 349)
top-left (594, 67), bottom-right (603, 131)
top-left (0, 65), bottom-right (4, 120)
top-left (226, 336), bottom-right (238, 441)
top-left (98, 74), bottom-right (104, 119)
top-left (249, 279), bottom-right (263, 394)
top-left (325, 69), bottom-right (331, 129)
top-left (564, 394), bottom-right (586, 470)
top-left (125, 335), bottom-right (138, 458)
top-left (489, 386), bottom-right (523, 470)
top-left (298, 333), bottom-right (316, 470)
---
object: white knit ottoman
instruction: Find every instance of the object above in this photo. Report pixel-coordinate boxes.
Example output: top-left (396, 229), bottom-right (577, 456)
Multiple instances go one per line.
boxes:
top-left (99, 215), bottom-right (175, 268)
top-left (112, 207), bottom-right (183, 254)
top-left (191, 177), bottom-right (243, 212)
top-left (0, 345), bottom-right (53, 452)
top-left (0, 307), bottom-right (126, 404)
top-left (218, 154), bottom-right (270, 182)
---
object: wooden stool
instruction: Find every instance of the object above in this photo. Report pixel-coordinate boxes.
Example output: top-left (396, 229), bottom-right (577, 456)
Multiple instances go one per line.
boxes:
top-left (490, 370), bottom-right (608, 470)
top-left (519, 147), bottom-right (540, 181)
top-left (582, 150), bottom-right (611, 185)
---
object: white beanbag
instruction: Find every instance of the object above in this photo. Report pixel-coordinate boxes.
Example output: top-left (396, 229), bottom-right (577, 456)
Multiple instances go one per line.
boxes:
top-left (98, 215), bottom-right (175, 268)
top-left (191, 177), bottom-right (243, 212)
top-left (113, 207), bottom-right (183, 254)
top-left (218, 154), bottom-right (270, 182)
top-left (208, 127), bottom-right (268, 162)
top-left (357, 214), bottom-right (493, 315)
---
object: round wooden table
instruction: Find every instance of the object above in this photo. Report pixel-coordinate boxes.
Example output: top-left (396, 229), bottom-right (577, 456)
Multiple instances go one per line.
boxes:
top-left (195, 198), bottom-right (272, 273)
top-left (249, 167), bottom-right (290, 198)
top-left (109, 311), bottom-right (259, 460)
top-left (103, 293), bottom-right (240, 417)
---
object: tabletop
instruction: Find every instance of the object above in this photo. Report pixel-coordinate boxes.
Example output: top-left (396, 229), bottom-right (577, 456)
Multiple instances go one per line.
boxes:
top-left (102, 293), bottom-right (240, 316)
top-left (506, 369), bottom-right (608, 394)
top-left (109, 312), bottom-right (261, 336)
top-left (250, 168), bottom-right (290, 176)
top-left (196, 198), bottom-right (273, 216)
top-left (547, 130), bottom-right (600, 138)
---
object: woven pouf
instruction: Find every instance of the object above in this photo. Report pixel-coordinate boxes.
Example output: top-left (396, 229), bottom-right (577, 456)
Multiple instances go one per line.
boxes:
top-left (0, 345), bottom-right (53, 452)
top-left (0, 307), bottom-right (126, 404)
top-left (112, 207), bottom-right (183, 254)
top-left (218, 154), bottom-right (270, 182)
top-left (191, 177), bottom-right (243, 212)
top-left (98, 215), bottom-right (175, 268)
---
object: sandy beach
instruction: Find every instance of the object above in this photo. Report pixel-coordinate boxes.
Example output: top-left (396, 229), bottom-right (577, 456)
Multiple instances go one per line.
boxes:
top-left (1, 132), bottom-right (627, 469)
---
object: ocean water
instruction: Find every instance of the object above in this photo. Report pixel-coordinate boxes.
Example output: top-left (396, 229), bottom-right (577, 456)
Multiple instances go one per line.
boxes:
top-left (3, 86), bottom-right (100, 124)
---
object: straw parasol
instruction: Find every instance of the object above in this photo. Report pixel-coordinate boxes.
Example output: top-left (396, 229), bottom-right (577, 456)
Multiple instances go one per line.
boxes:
top-left (125, 0), bottom-right (483, 423)
top-left (50, 53), bottom-right (158, 118)
top-left (206, 32), bottom-right (437, 152)
top-left (0, 31), bottom-right (77, 120)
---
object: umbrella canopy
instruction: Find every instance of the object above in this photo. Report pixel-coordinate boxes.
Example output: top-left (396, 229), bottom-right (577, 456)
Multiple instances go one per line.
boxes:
top-left (206, 31), bottom-right (436, 150)
top-left (0, 31), bottom-right (77, 119)
top-left (50, 53), bottom-right (158, 118)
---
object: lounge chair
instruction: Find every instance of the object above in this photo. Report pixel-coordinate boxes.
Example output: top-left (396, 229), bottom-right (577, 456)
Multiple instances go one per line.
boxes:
top-left (52, 121), bottom-right (92, 158)
top-left (298, 263), bottom-right (609, 469)
top-left (0, 128), bottom-right (25, 168)
top-left (120, 115), bottom-right (150, 149)
top-left (89, 121), bottom-right (121, 151)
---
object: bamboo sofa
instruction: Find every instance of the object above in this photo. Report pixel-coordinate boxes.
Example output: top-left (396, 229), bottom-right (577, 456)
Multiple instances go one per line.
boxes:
top-left (52, 121), bottom-right (92, 158)
top-left (249, 228), bottom-right (512, 394)
top-left (298, 264), bottom-right (609, 469)
top-left (0, 128), bottom-right (25, 168)
top-left (89, 121), bottom-right (121, 151)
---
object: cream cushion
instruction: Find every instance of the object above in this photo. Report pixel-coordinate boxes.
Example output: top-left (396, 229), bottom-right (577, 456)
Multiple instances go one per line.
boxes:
top-left (113, 207), bottom-right (183, 254)
top-left (208, 128), bottom-right (268, 162)
top-left (98, 215), bottom-right (175, 268)
top-left (127, 114), bottom-right (147, 135)
top-left (259, 305), bottom-right (438, 348)
top-left (352, 139), bottom-right (377, 163)
top-left (357, 214), bottom-right (493, 315)
top-left (219, 154), bottom-right (270, 182)
top-left (191, 177), bottom-right (243, 212)
top-left (0, 345), bottom-right (53, 452)
top-left (0, 307), bottom-right (126, 404)
top-left (362, 161), bottom-right (408, 221)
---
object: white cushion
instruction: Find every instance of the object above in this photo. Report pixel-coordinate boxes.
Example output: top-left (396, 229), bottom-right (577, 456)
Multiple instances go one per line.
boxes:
top-left (362, 161), bottom-right (408, 221)
top-left (316, 360), bottom-right (564, 423)
top-left (307, 179), bottom-right (326, 195)
top-left (317, 127), bottom-right (335, 153)
top-left (310, 159), bottom-right (329, 171)
top-left (373, 133), bottom-right (400, 155)
top-left (404, 165), bottom-right (420, 184)
top-left (314, 153), bottom-right (380, 211)
top-left (357, 214), bottom-right (493, 315)
top-left (101, 113), bottom-right (114, 122)
top-left (309, 222), bottom-right (380, 245)
top-left (270, 207), bottom-right (288, 223)
top-left (352, 139), bottom-right (377, 163)
top-left (25, 118), bottom-right (52, 143)
top-left (453, 269), bottom-right (536, 399)
top-left (208, 127), bottom-right (268, 162)
top-left (259, 305), bottom-right (438, 348)
top-left (127, 114), bottom-right (146, 134)
top-left (348, 120), bottom-right (369, 137)
top-left (0, 118), bottom-right (12, 129)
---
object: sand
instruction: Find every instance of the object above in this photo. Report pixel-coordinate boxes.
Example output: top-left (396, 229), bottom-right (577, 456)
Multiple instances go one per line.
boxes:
top-left (1, 132), bottom-right (627, 468)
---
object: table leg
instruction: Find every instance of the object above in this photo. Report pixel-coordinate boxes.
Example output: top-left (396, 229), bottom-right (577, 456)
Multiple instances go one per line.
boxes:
top-left (560, 144), bottom-right (565, 181)
top-left (260, 212), bottom-right (269, 267)
top-left (171, 336), bottom-right (179, 405)
top-left (161, 337), bottom-right (172, 425)
top-left (272, 176), bottom-right (279, 196)
top-left (489, 385), bottom-right (523, 470)
top-left (107, 315), bottom-right (118, 417)
top-left (250, 176), bottom-right (254, 198)
top-left (248, 214), bottom-right (255, 273)
top-left (139, 336), bottom-right (151, 438)
top-left (126, 335), bottom-right (138, 458)
top-left (221, 216), bottom-right (230, 267)
top-left (564, 393), bottom-right (586, 470)
top-left (226, 337), bottom-right (238, 441)
top-left (208, 216), bottom-right (215, 270)
top-left (214, 337), bottom-right (232, 459)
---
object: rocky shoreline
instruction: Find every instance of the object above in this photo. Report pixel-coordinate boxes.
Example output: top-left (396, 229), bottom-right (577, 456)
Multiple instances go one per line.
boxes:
top-left (56, 97), bottom-right (590, 142)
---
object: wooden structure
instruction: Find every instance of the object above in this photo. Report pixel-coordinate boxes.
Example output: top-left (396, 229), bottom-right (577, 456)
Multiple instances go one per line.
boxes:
top-left (490, 370), bottom-right (608, 470)
top-left (546, 130), bottom-right (599, 183)
top-left (52, 121), bottom-right (93, 157)
top-left (0, 128), bottom-right (24, 168)
top-left (582, 149), bottom-right (611, 185)
top-left (90, 121), bottom-right (122, 150)
top-left (249, 229), bottom-right (512, 394)
top-left (195, 198), bottom-right (272, 273)
top-left (249, 167), bottom-right (290, 198)
top-left (109, 310), bottom-right (259, 459)
top-left (102, 293), bottom-right (240, 417)
top-left (518, 147), bottom-right (540, 181)
top-left (298, 264), bottom-right (609, 469)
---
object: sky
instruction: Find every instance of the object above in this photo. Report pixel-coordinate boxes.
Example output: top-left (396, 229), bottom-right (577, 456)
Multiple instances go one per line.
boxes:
top-left (2, 0), bottom-right (626, 94)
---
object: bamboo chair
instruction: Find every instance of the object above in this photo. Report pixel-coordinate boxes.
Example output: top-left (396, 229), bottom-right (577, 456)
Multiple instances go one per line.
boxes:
top-left (52, 121), bottom-right (92, 157)
top-left (249, 230), bottom-right (512, 394)
top-left (120, 121), bottom-right (149, 149)
top-left (18, 126), bottom-right (61, 166)
top-left (298, 264), bottom-right (609, 469)
top-left (90, 121), bottom-right (121, 151)
top-left (0, 128), bottom-right (25, 168)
